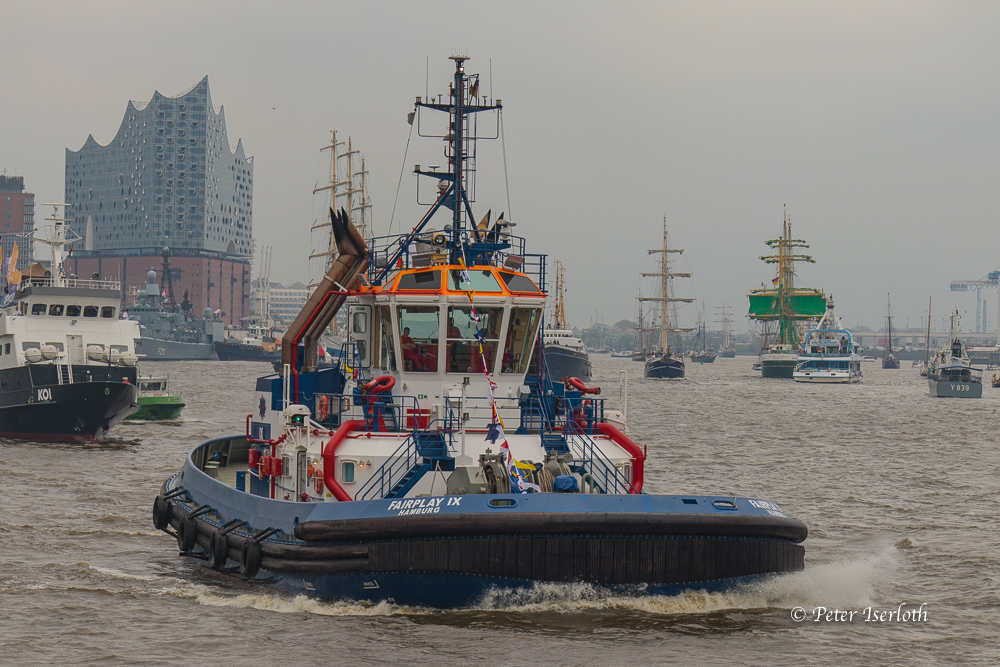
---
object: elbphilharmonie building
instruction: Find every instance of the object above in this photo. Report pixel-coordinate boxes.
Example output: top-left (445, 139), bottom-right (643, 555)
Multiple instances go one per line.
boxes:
top-left (64, 78), bottom-right (253, 325)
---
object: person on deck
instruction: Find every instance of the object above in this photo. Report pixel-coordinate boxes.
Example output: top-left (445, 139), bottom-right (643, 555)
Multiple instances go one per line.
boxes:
top-left (447, 313), bottom-right (464, 373)
top-left (400, 327), bottom-right (424, 371)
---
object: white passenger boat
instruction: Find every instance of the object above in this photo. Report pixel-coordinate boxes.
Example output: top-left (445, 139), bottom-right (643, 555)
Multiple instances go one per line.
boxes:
top-left (0, 205), bottom-right (140, 440)
top-left (793, 299), bottom-right (862, 383)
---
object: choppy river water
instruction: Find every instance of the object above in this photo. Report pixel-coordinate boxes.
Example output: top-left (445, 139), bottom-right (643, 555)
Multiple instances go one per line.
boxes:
top-left (1, 357), bottom-right (997, 665)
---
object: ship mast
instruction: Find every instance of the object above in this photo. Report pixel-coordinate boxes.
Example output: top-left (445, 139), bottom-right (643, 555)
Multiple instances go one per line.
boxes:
top-left (640, 216), bottom-right (693, 355)
top-left (551, 259), bottom-right (568, 329)
top-left (716, 303), bottom-right (732, 350)
top-left (36, 203), bottom-right (80, 288)
top-left (311, 131), bottom-right (370, 285)
top-left (757, 209), bottom-right (817, 347)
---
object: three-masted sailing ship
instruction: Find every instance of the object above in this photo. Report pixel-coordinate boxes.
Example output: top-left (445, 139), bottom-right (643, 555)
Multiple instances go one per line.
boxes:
top-left (639, 218), bottom-right (693, 379)
top-left (716, 303), bottom-right (736, 357)
top-left (690, 303), bottom-right (718, 363)
top-left (882, 294), bottom-right (900, 369)
top-left (308, 129), bottom-right (373, 342)
top-left (747, 210), bottom-right (826, 378)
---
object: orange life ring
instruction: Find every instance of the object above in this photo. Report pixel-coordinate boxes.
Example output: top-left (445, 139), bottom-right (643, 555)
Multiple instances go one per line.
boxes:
top-left (363, 375), bottom-right (396, 394)
top-left (316, 394), bottom-right (331, 421)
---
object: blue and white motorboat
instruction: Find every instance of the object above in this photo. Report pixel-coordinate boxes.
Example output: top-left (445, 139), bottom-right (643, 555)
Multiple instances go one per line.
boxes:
top-left (153, 56), bottom-right (807, 608)
top-left (793, 299), bottom-right (862, 383)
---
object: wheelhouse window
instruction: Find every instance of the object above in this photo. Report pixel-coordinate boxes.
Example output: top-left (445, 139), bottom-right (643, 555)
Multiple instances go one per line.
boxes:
top-left (21, 342), bottom-right (39, 350)
top-left (499, 271), bottom-right (541, 293)
top-left (101, 306), bottom-right (116, 318)
top-left (30, 304), bottom-right (46, 316)
top-left (342, 461), bottom-right (355, 483)
top-left (502, 308), bottom-right (542, 374)
top-left (378, 306), bottom-right (396, 372)
top-left (66, 305), bottom-right (82, 317)
top-left (83, 306), bottom-right (99, 317)
top-left (446, 306), bottom-right (502, 374)
top-left (448, 269), bottom-right (502, 293)
top-left (396, 270), bottom-right (440, 291)
top-left (396, 306), bottom-right (439, 372)
top-left (48, 305), bottom-right (65, 316)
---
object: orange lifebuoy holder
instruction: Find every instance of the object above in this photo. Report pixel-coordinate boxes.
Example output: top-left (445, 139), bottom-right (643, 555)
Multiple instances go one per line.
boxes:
top-left (362, 375), bottom-right (396, 394)
top-left (563, 376), bottom-right (600, 395)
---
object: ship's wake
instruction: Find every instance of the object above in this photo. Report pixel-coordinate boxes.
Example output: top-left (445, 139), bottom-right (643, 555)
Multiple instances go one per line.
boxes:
top-left (175, 541), bottom-right (902, 619)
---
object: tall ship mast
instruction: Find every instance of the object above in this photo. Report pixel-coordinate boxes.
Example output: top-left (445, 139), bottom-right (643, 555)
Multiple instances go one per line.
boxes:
top-left (311, 131), bottom-right (372, 281)
top-left (543, 258), bottom-right (591, 381)
top-left (747, 209), bottom-right (826, 378)
top-left (690, 302), bottom-right (718, 364)
top-left (639, 217), bottom-right (693, 378)
top-left (716, 303), bottom-right (736, 357)
top-left (882, 293), bottom-right (900, 369)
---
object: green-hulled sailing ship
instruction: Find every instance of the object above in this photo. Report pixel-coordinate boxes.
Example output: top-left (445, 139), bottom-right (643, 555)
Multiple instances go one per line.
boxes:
top-left (748, 211), bottom-right (826, 378)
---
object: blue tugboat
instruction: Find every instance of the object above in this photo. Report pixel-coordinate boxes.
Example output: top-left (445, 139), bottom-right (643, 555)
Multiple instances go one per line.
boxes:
top-left (153, 57), bottom-right (806, 607)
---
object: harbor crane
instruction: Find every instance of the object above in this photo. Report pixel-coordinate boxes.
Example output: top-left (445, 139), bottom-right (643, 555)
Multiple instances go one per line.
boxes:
top-left (949, 269), bottom-right (1000, 336)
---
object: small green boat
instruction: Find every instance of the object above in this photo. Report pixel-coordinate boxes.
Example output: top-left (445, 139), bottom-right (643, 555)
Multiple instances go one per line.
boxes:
top-left (126, 377), bottom-right (185, 421)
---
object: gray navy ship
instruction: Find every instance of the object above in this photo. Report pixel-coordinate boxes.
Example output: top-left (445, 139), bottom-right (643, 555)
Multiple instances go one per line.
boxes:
top-left (129, 267), bottom-right (224, 361)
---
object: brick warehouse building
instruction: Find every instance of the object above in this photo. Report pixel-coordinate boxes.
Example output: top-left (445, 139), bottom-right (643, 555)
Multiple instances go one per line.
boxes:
top-left (64, 77), bottom-right (252, 325)
top-left (0, 174), bottom-right (35, 270)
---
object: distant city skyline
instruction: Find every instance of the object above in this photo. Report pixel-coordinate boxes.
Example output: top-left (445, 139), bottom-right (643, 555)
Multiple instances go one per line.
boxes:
top-left (3, 2), bottom-right (999, 333)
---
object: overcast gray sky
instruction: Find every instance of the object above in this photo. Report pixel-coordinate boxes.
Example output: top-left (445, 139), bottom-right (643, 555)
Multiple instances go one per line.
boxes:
top-left (3, 1), bottom-right (999, 333)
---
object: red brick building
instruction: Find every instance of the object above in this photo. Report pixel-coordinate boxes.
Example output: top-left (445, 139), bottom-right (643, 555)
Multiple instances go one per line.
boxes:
top-left (67, 252), bottom-right (250, 326)
top-left (0, 174), bottom-right (35, 269)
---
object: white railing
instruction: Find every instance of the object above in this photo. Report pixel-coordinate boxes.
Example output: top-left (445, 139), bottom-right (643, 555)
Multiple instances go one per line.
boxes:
top-left (19, 277), bottom-right (121, 291)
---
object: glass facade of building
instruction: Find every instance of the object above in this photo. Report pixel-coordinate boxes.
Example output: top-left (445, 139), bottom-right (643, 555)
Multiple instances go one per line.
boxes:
top-left (64, 77), bottom-right (253, 257)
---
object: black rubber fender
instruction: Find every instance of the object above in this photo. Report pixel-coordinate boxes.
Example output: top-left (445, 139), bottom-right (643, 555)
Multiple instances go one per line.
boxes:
top-left (209, 530), bottom-right (229, 569)
top-left (152, 495), bottom-right (171, 532)
top-left (240, 540), bottom-right (262, 578)
top-left (177, 515), bottom-right (198, 551)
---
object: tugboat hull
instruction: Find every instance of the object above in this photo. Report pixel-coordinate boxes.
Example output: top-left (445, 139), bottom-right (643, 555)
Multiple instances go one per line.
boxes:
top-left (927, 376), bottom-right (982, 398)
top-left (544, 344), bottom-right (592, 382)
top-left (0, 381), bottom-right (138, 441)
top-left (215, 340), bottom-right (280, 362)
top-left (760, 358), bottom-right (797, 378)
top-left (156, 441), bottom-right (807, 608)
top-left (127, 396), bottom-right (185, 421)
top-left (135, 337), bottom-right (218, 361)
top-left (644, 355), bottom-right (685, 379)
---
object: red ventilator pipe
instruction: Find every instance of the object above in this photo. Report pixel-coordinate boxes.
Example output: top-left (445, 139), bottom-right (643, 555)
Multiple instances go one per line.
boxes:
top-left (564, 377), bottom-right (601, 395)
top-left (595, 422), bottom-right (644, 493)
top-left (322, 420), bottom-right (365, 502)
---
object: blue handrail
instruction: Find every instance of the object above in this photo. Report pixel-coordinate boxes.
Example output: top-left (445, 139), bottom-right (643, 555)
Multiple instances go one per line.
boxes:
top-left (354, 417), bottom-right (451, 501)
top-left (564, 422), bottom-right (638, 495)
